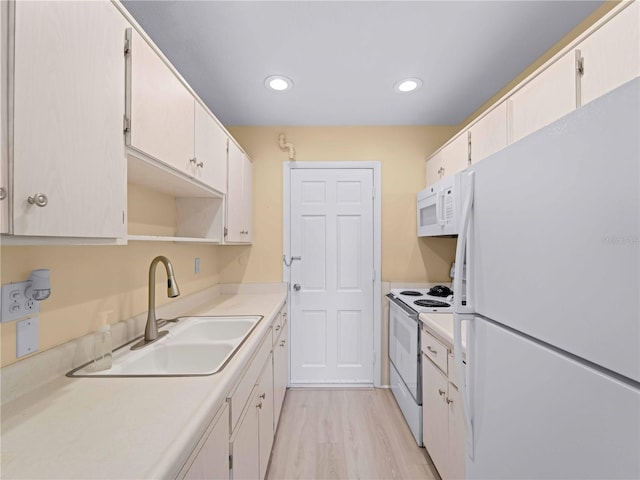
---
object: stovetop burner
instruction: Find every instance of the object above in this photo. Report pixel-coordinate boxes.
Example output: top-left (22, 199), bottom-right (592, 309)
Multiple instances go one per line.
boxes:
top-left (399, 290), bottom-right (423, 296)
top-left (414, 299), bottom-right (451, 308)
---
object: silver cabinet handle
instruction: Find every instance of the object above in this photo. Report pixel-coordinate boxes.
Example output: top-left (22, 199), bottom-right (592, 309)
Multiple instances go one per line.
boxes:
top-left (438, 389), bottom-right (445, 396)
top-left (293, 284), bottom-right (301, 291)
top-left (28, 193), bottom-right (48, 207)
top-left (426, 346), bottom-right (437, 355)
top-left (0, 187), bottom-right (6, 200)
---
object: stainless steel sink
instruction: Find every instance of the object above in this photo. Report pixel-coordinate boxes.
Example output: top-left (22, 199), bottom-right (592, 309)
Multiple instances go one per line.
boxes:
top-left (67, 315), bottom-right (263, 377)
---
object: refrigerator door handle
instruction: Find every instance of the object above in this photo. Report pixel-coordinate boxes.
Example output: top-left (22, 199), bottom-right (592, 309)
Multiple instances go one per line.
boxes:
top-left (454, 171), bottom-right (474, 314)
top-left (454, 313), bottom-right (475, 460)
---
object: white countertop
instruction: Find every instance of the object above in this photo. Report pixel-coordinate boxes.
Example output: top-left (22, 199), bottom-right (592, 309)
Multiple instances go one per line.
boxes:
top-left (0, 290), bottom-right (286, 479)
top-left (418, 312), bottom-right (467, 354)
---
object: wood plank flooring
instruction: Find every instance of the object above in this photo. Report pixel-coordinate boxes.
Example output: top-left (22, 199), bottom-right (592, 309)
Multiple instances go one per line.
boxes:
top-left (266, 388), bottom-right (440, 480)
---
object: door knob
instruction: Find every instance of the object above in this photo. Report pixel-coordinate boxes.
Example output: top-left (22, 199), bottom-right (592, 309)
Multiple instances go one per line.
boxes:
top-left (293, 284), bottom-right (301, 291)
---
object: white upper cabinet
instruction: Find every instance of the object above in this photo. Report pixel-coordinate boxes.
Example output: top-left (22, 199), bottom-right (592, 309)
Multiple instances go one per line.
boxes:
top-left (469, 102), bottom-right (508, 164)
top-left (226, 141), bottom-right (253, 243)
top-left (11, 1), bottom-right (127, 238)
top-left (508, 50), bottom-right (578, 144)
top-left (194, 102), bottom-right (228, 194)
top-left (578, 1), bottom-right (640, 106)
top-left (426, 133), bottom-right (469, 188)
top-left (127, 29), bottom-right (195, 174)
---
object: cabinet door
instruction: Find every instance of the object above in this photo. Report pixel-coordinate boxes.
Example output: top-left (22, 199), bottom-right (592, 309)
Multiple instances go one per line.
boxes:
top-left (273, 319), bottom-right (289, 429)
top-left (422, 354), bottom-right (450, 479)
top-left (440, 133), bottom-right (469, 179)
top-left (183, 403), bottom-right (229, 480)
top-left (257, 354), bottom-right (274, 480)
top-left (447, 384), bottom-right (466, 480)
top-left (425, 151), bottom-right (443, 188)
top-left (509, 51), bottom-right (577, 144)
top-left (242, 155), bottom-right (253, 242)
top-left (226, 141), bottom-right (244, 243)
top-left (12, 1), bottom-right (127, 237)
top-left (469, 102), bottom-right (508, 164)
top-left (578, 1), bottom-right (640, 106)
top-left (231, 388), bottom-right (260, 480)
top-left (194, 102), bottom-right (228, 194)
top-left (128, 29), bottom-right (194, 173)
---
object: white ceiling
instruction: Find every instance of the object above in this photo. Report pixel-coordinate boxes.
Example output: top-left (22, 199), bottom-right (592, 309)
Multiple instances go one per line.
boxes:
top-left (122, 0), bottom-right (602, 126)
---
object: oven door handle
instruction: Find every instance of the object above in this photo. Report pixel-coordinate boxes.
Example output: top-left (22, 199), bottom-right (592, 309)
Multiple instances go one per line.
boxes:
top-left (386, 294), bottom-right (419, 318)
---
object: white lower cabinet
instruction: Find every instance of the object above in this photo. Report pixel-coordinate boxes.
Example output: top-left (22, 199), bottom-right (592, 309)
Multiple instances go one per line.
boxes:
top-left (181, 404), bottom-right (230, 480)
top-left (231, 386), bottom-right (260, 480)
top-left (422, 330), bottom-right (466, 480)
top-left (273, 318), bottom-right (289, 429)
top-left (257, 356), bottom-right (274, 480)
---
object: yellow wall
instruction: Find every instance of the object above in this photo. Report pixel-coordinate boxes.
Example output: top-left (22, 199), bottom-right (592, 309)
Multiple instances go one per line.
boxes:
top-left (220, 126), bottom-right (458, 284)
top-left (0, 185), bottom-right (222, 367)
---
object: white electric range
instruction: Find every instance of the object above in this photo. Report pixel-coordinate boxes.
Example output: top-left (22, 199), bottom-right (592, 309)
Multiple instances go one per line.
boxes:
top-left (386, 285), bottom-right (454, 446)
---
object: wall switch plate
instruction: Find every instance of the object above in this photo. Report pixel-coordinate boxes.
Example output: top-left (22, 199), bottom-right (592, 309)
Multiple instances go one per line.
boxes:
top-left (195, 257), bottom-right (200, 274)
top-left (1, 281), bottom-right (41, 323)
top-left (16, 317), bottom-right (39, 357)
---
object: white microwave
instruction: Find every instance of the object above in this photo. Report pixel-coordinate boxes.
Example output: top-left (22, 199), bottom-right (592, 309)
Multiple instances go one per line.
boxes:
top-left (417, 173), bottom-right (464, 236)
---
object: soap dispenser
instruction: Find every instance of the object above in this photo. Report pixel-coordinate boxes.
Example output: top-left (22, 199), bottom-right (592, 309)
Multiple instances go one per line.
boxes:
top-left (93, 312), bottom-right (112, 371)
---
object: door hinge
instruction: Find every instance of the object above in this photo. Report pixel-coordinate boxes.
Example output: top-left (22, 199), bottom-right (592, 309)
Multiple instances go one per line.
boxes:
top-left (123, 115), bottom-right (130, 134)
top-left (467, 131), bottom-right (472, 166)
top-left (372, 269), bottom-right (376, 282)
top-left (576, 55), bottom-right (584, 76)
top-left (122, 211), bottom-right (125, 224)
top-left (224, 226), bottom-right (228, 238)
top-left (229, 454), bottom-right (232, 469)
top-left (124, 28), bottom-right (131, 56)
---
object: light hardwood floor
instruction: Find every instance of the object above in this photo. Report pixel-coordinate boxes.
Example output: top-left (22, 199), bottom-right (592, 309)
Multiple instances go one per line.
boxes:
top-left (266, 388), bottom-right (440, 480)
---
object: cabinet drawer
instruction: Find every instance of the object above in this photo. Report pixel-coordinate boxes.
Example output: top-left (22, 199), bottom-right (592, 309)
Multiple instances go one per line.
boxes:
top-left (421, 329), bottom-right (449, 374)
top-left (447, 353), bottom-right (467, 388)
top-left (272, 307), bottom-right (286, 346)
top-left (229, 329), bottom-right (272, 431)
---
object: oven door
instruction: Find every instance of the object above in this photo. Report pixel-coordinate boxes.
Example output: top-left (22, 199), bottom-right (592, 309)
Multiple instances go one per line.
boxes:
top-left (389, 299), bottom-right (421, 402)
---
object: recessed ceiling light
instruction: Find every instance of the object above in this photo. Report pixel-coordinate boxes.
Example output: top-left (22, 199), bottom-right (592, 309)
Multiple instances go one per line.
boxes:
top-left (394, 78), bottom-right (422, 93)
top-left (265, 75), bottom-right (293, 92)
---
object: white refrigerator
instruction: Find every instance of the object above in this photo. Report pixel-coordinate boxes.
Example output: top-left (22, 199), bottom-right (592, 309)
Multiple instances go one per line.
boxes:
top-left (453, 78), bottom-right (640, 479)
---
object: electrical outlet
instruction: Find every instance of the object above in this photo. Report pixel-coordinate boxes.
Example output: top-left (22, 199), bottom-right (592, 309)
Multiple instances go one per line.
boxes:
top-left (1, 281), bottom-right (41, 323)
top-left (195, 257), bottom-right (200, 274)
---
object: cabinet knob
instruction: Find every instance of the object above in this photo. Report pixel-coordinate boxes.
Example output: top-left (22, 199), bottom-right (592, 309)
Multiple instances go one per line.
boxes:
top-left (0, 187), bottom-right (6, 200)
top-left (28, 193), bottom-right (48, 207)
top-left (275, 325), bottom-right (281, 331)
top-left (438, 389), bottom-right (446, 396)
top-left (257, 401), bottom-right (263, 409)
top-left (280, 340), bottom-right (286, 347)
top-left (189, 157), bottom-right (197, 164)
top-left (196, 161), bottom-right (204, 168)
top-left (446, 398), bottom-right (453, 404)
top-left (426, 346), bottom-right (438, 355)
top-left (293, 284), bottom-right (301, 291)
top-left (259, 392), bottom-right (266, 400)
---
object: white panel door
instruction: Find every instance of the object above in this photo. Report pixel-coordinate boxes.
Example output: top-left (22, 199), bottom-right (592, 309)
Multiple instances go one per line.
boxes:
top-left (290, 168), bottom-right (374, 384)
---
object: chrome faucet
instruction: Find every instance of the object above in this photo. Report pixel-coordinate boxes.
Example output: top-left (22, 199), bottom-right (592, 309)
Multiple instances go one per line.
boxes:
top-left (131, 256), bottom-right (180, 350)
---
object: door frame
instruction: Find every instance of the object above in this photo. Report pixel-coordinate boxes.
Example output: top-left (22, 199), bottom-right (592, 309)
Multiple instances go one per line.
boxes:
top-left (283, 161), bottom-right (382, 387)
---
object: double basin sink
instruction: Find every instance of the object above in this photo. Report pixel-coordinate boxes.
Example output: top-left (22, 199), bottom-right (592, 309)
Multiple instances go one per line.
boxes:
top-left (68, 315), bottom-right (263, 377)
